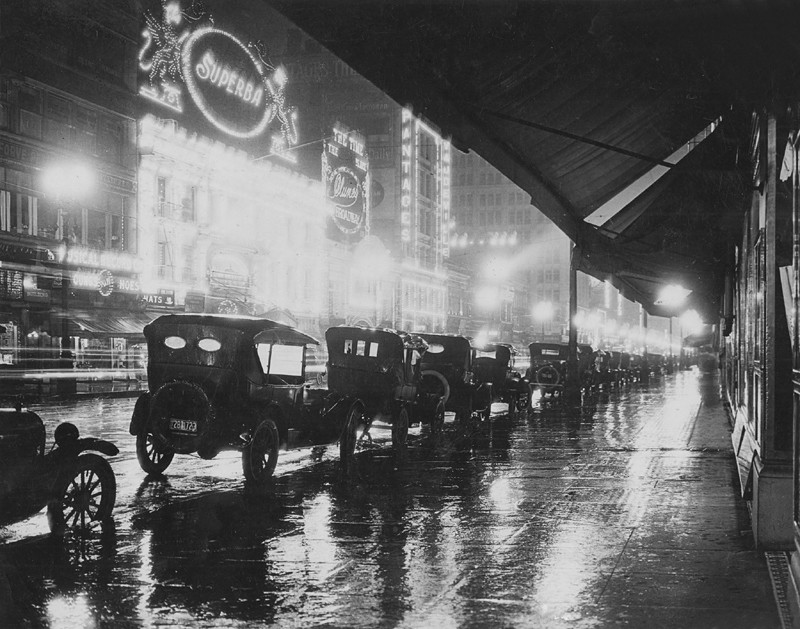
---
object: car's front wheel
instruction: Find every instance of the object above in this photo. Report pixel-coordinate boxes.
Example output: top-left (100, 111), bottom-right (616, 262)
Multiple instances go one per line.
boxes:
top-left (136, 429), bottom-right (174, 475)
top-left (48, 453), bottom-right (116, 533)
top-left (242, 418), bottom-right (279, 483)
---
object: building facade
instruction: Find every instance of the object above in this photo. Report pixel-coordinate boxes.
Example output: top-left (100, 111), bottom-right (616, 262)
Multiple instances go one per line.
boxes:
top-left (0, 0), bottom-right (140, 374)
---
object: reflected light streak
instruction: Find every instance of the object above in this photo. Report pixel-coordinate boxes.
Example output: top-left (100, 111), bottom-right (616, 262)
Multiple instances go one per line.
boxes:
top-left (47, 593), bottom-right (96, 629)
top-left (304, 494), bottom-right (337, 583)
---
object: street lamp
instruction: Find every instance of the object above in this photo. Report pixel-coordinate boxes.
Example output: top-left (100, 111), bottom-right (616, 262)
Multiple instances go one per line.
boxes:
top-left (42, 163), bottom-right (95, 396)
top-left (532, 300), bottom-right (553, 340)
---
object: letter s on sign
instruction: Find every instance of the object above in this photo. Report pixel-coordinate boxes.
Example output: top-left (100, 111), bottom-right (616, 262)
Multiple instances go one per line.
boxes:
top-left (196, 51), bottom-right (214, 80)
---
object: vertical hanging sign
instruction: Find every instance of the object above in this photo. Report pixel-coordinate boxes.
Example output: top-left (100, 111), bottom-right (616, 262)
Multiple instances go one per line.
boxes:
top-left (401, 108), bottom-right (415, 244)
top-left (322, 122), bottom-right (370, 243)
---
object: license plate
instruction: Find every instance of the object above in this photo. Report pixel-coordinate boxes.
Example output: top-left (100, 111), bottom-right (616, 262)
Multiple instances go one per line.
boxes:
top-left (169, 418), bottom-right (197, 433)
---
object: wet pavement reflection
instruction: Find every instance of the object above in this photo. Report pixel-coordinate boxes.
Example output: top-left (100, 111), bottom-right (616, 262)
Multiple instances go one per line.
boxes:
top-left (1, 370), bottom-right (780, 627)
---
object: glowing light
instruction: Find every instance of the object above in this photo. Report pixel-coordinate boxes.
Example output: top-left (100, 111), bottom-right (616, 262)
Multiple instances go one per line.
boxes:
top-left (680, 309), bottom-right (703, 335)
top-left (41, 163), bottom-right (95, 200)
top-left (400, 108), bottom-right (414, 242)
top-left (533, 301), bottom-right (553, 322)
top-left (655, 283), bottom-right (691, 307)
top-left (181, 28), bottom-right (275, 138)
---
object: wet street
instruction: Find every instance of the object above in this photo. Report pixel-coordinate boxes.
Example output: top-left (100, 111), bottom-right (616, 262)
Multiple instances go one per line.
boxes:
top-left (0, 370), bottom-right (780, 628)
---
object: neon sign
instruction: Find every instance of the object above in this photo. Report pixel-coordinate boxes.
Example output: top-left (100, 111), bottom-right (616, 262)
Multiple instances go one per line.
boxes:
top-left (441, 141), bottom-right (451, 257)
top-left (138, 1), bottom-right (298, 146)
top-left (323, 123), bottom-right (369, 238)
top-left (401, 109), bottom-right (414, 243)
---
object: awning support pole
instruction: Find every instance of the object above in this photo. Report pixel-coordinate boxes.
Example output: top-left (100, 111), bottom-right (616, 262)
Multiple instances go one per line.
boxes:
top-left (565, 244), bottom-right (581, 402)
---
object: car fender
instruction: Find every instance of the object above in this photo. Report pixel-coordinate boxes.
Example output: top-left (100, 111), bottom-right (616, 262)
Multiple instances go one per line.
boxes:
top-left (77, 438), bottom-right (119, 457)
top-left (129, 392), bottom-right (151, 435)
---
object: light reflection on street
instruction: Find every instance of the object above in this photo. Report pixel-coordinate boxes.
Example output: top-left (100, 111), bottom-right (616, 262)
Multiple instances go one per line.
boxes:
top-left (0, 372), bottom-right (778, 628)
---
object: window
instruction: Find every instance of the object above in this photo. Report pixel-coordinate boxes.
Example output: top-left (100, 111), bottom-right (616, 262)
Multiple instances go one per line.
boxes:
top-left (18, 85), bottom-right (42, 139)
top-left (257, 343), bottom-right (304, 378)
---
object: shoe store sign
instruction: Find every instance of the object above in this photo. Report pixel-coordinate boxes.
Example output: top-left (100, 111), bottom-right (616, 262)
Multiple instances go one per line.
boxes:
top-left (323, 123), bottom-right (370, 240)
top-left (138, 1), bottom-right (298, 147)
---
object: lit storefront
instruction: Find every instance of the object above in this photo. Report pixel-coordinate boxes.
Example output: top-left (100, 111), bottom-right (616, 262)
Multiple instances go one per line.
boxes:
top-left (137, 1), bottom-right (325, 336)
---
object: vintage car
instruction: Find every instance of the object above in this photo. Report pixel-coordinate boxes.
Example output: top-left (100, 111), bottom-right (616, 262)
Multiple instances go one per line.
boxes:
top-left (471, 342), bottom-right (530, 413)
top-left (325, 326), bottom-right (445, 445)
top-left (418, 333), bottom-right (493, 423)
top-left (527, 342), bottom-right (596, 396)
top-left (129, 314), bottom-right (350, 484)
top-left (1, 400), bottom-right (118, 533)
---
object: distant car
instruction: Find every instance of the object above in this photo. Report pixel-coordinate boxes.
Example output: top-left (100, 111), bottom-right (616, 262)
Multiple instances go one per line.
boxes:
top-left (418, 333), bottom-right (493, 423)
top-left (527, 342), bottom-right (595, 396)
top-left (325, 326), bottom-right (445, 445)
top-left (129, 314), bottom-right (350, 484)
top-left (472, 342), bottom-right (531, 414)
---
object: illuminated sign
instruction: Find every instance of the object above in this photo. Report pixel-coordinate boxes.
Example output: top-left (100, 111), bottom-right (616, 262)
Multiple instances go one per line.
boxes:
top-left (401, 109), bottom-right (414, 243)
top-left (441, 141), bottom-right (451, 257)
top-left (323, 123), bottom-right (369, 239)
top-left (70, 269), bottom-right (141, 295)
top-left (138, 1), bottom-right (298, 147)
top-left (64, 246), bottom-right (144, 274)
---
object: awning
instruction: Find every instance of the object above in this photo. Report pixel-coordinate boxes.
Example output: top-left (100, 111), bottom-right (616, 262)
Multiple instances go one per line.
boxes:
top-left (267, 0), bottom-right (800, 319)
top-left (70, 311), bottom-right (156, 338)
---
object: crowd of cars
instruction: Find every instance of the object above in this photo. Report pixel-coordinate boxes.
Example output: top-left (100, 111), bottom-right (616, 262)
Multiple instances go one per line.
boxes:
top-left (527, 341), bottom-right (676, 397)
top-left (128, 315), bottom-right (535, 485)
top-left (1, 313), bottom-right (684, 536)
top-left (128, 315), bottom-right (684, 488)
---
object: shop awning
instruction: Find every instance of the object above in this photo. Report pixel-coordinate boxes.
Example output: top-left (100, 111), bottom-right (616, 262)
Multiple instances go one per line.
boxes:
top-left (267, 0), bottom-right (800, 321)
top-left (70, 312), bottom-right (156, 338)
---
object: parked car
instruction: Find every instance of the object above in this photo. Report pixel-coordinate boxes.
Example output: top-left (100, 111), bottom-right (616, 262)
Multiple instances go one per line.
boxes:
top-left (472, 342), bottom-right (530, 413)
top-left (325, 326), bottom-right (445, 444)
top-left (527, 342), bottom-right (596, 396)
top-left (418, 333), bottom-right (493, 423)
top-left (129, 314), bottom-right (350, 484)
top-left (1, 400), bottom-right (118, 533)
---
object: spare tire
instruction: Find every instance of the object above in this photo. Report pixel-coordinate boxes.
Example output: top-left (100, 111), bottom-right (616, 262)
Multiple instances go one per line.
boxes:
top-left (535, 364), bottom-right (561, 387)
top-left (149, 380), bottom-right (215, 455)
top-left (420, 370), bottom-right (450, 404)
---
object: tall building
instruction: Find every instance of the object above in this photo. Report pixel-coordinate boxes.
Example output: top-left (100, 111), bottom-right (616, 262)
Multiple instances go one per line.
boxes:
top-left (279, 27), bottom-right (451, 333)
top-left (135, 0), bottom-right (325, 336)
top-left (0, 0), bottom-right (140, 372)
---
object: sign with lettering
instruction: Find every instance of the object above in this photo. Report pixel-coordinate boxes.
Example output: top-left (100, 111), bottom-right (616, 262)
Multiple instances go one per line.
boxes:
top-left (322, 123), bottom-right (369, 241)
top-left (141, 290), bottom-right (176, 308)
top-left (138, 1), bottom-right (298, 150)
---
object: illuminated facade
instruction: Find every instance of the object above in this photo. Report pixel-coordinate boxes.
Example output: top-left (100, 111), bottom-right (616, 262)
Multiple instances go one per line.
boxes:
top-left (135, 1), bottom-right (324, 335)
top-left (279, 28), bottom-right (452, 333)
top-left (137, 116), bottom-right (326, 333)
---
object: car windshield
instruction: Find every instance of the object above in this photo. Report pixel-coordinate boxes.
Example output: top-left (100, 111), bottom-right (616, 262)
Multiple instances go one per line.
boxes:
top-left (257, 343), bottom-right (304, 378)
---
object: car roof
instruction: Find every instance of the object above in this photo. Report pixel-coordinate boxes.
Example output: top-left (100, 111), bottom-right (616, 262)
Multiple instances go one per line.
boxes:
top-left (325, 325), bottom-right (429, 352)
top-left (145, 313), bottom-right (319, 345)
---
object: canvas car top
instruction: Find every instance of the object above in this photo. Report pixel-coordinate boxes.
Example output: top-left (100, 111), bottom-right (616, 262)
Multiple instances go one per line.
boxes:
top-left (144, 313), bottom-right (319, 346)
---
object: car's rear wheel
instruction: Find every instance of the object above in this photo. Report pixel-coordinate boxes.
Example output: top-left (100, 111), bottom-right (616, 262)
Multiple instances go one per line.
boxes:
top-left (242, 418), bottom-right (279, 483)
top-left (392, 405), bottom-right (409, 448)
top-left (136, 429), bottom-right (174, 475)
top-left (48, 453), bottom-right (116, 534)
top-left (431, 399), bottom-right (445, 435)
top-left (340, 402), bottom-right (362, 465)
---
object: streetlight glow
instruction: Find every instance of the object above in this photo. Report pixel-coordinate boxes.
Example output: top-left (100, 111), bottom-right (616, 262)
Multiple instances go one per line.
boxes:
top-left (41, 163), bottom-right (95, 200)
top-left (655, 283), bottom-right (691, 308)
